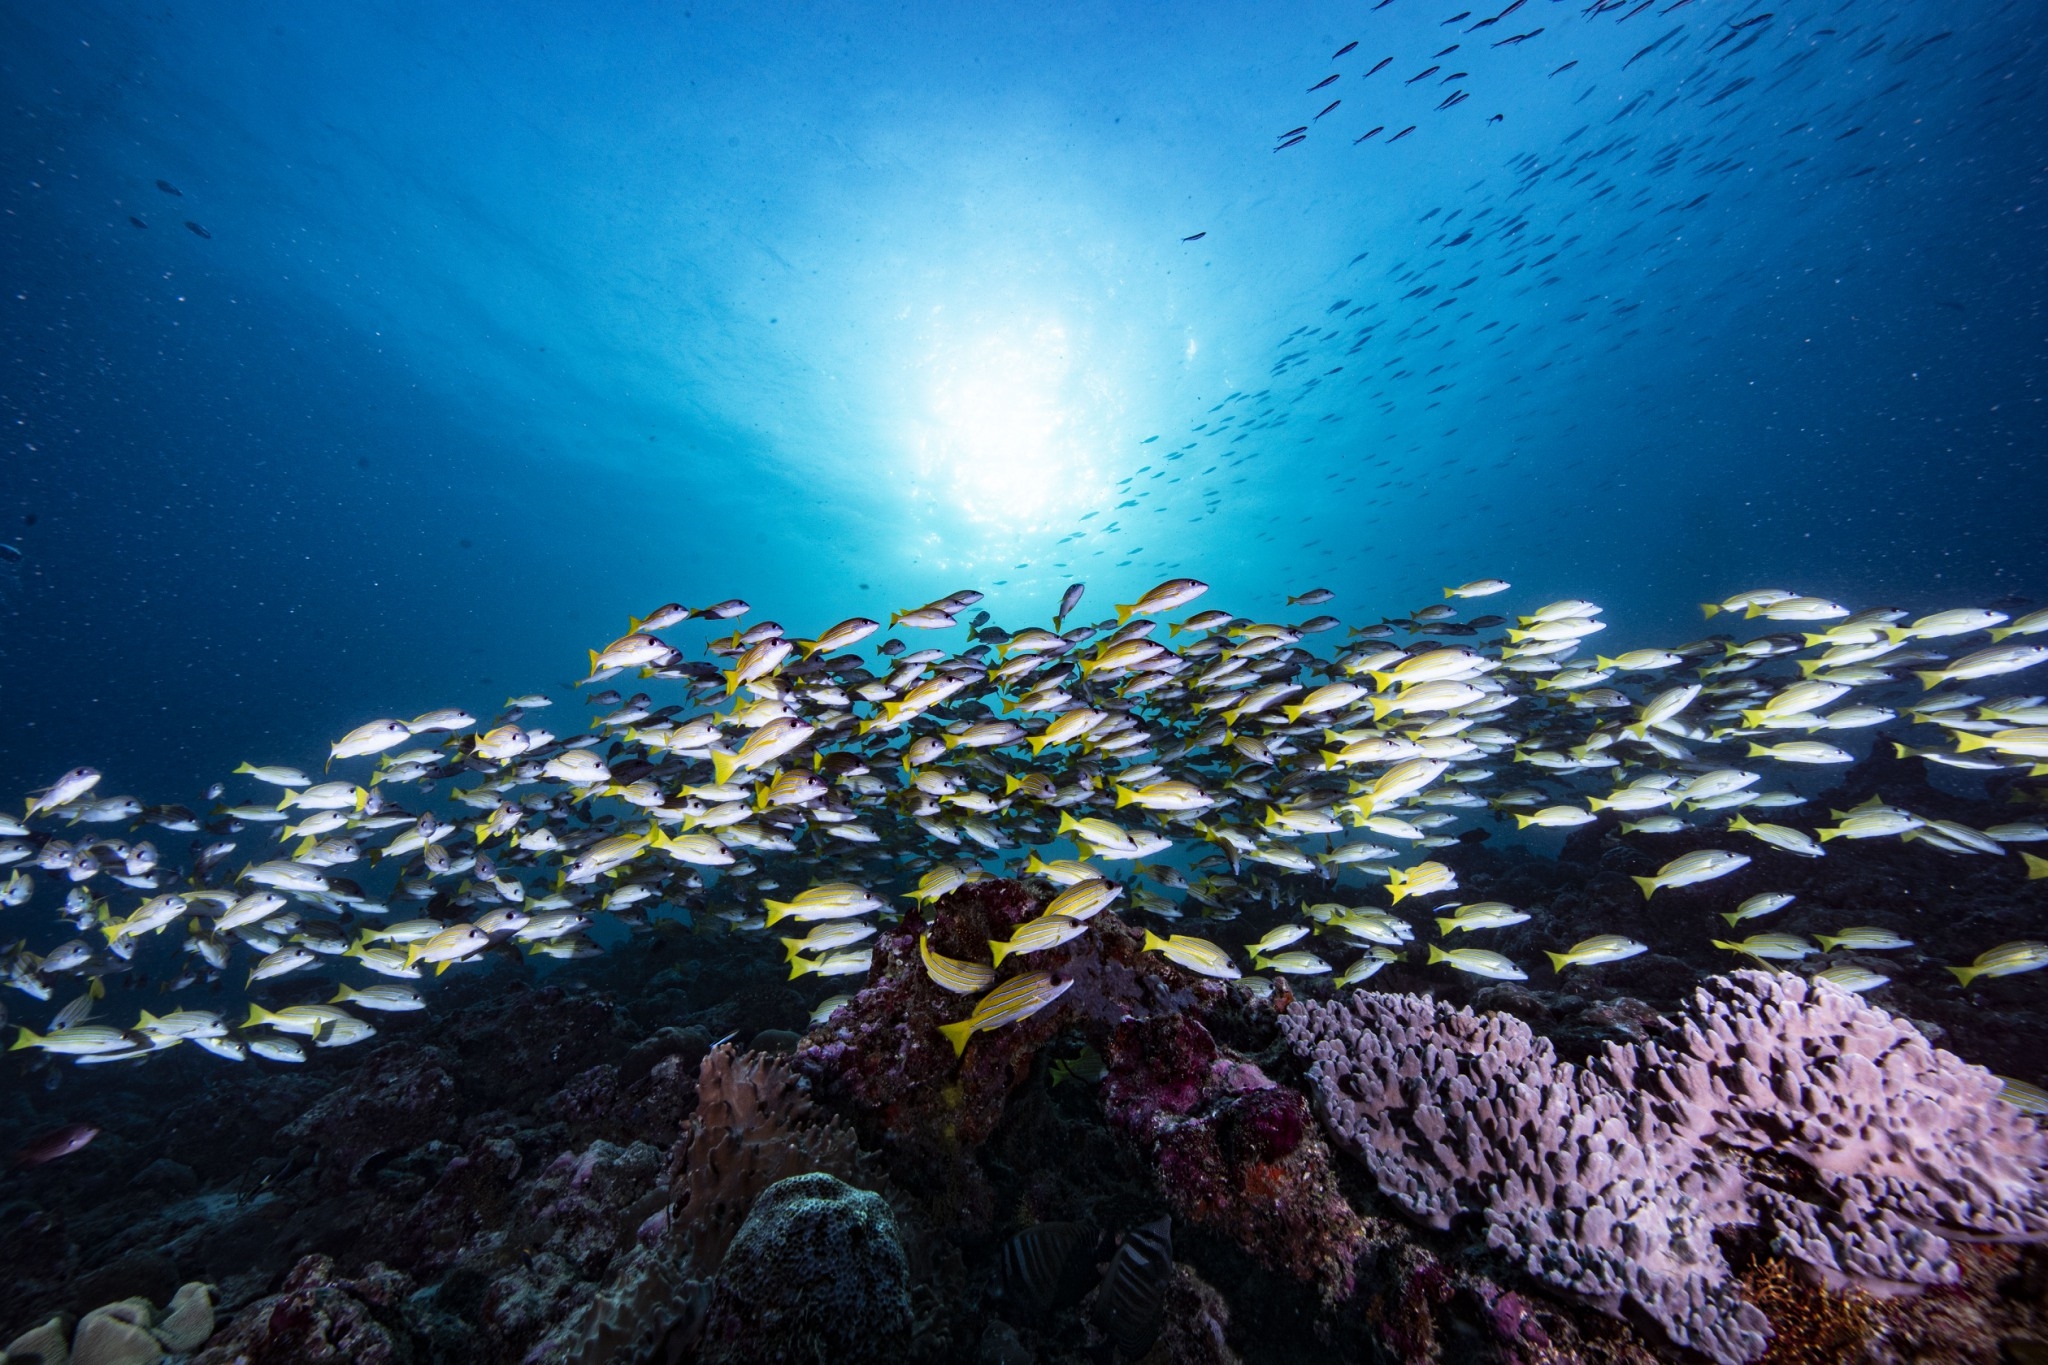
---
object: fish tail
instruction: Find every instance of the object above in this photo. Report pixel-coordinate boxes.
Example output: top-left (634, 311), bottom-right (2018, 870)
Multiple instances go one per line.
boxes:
top-left (788, 957), bottom-right (814, 980)
top-left (1512, 814), bottom-right (1534, 829)
top-left (988, 940), bottom-right (1013, 968)
top-left (9, 1028), bottom-right (42, 1051)
top-left (1988, 627), bottom-right (2014, 642)
top-left (1745, 743), bottom-right (1772, 757)
top-left (1142, 929), bottom-right (1168, 952)
top-left (1817, 828), bottom-right (1843, 842)
top-left (1426, 944), bottom-right (1448, 964)
top-left (710, 750), bottom-right (741, 786)
top-left (243, 1004), bottom-right (275, 1028)
top-left (1914, 671), bottom-right (1946, 689)
top-left (763, 902), bottom-right (793, 926)
top-left (1434, 918), bottom-right (1457, 935)
top-left (1370, 697), bottom-right (1395, 721)
top-left (1114, 603), bottom-right (1136, 625)
top-left (1114, 787), bottom-right (1133, 808)
top-left (1167, 622), bottom-right (1184, 636)
top-left (780, 936), bottom-right (809, 962)
top-left (1631, 876), bottom-right (1659, 899)
top-left (1544, 952), bottom-right (1570, 973)
top-left (1814, 936), bottom-right (1841, 952)
top-left (1700, 604), bottom-right (1720, 618)
top-left (2024, 852), bottom-right (2048, 880)
top-left (329, 985), bottom-right (354, 1003)
top-left (1719, 911), bottom-right (1744, 927)
top-left (1947, 965), bottom-right (1983, 986)
top-left (938, 1018), bottom-right (977, 1056)
top-left (1952, 733), bottom-right (1989, 752)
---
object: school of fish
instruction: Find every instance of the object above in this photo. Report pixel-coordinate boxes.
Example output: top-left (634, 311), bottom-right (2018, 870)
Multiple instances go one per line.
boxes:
top-left (4, 577), bottom-right (2046, 1065)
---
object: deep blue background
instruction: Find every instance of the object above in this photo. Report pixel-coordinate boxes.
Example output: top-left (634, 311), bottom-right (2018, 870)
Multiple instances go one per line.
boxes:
top-left (2, 0), bottom-right (2043, 803)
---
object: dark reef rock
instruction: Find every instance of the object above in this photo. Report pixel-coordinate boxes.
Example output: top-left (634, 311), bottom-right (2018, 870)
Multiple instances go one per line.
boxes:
top-left (192, 1254), bottom-right (416, 1365)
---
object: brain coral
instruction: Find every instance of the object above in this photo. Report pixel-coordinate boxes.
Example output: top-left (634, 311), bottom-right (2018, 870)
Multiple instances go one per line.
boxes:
top-left (1279, 970), bottom-right (2048, 1365)
top-left (698, 1172), bottom-right (911, 1365)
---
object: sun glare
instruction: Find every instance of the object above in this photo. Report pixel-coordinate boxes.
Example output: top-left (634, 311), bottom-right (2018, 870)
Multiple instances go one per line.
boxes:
top-left (908, 318), bottom-right (1119, 529)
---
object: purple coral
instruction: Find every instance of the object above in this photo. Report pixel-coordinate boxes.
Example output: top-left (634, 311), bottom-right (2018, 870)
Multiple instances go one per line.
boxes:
top-left (1280, 970), bottom-right (2048, 1364)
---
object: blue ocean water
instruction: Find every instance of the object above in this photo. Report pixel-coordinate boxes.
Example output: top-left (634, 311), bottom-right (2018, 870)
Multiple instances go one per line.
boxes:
top-left (3, 0), bottom-right (2042, 796)
top-left (4, 3), bottom-right (2048, 1361)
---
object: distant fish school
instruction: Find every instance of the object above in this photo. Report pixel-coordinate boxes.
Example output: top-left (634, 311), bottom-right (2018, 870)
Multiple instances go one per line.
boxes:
top-left (4, 576), bottom-right (2048, 1064)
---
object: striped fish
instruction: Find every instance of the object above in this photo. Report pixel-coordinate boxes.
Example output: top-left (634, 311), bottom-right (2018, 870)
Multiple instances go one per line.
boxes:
top-left (919, 933), bottom-right (995, 995)
top-left (936, 971), bottom-right (1072, 1055)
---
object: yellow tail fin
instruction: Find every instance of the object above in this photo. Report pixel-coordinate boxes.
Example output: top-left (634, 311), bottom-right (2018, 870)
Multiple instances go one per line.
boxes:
top-left (1544, 951), bottom-right (1570, 972)
top-left (938, 1018), bottom-right (978, 1056)
top-left (1631, 876), bottom-right (1659, 899)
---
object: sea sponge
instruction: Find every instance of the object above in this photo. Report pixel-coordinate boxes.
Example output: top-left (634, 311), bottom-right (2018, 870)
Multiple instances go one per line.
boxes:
top-left (69, 1301), bottom-right (162, 1365)
top-left (3, 1315), bottom-right (73, 1365)
top-left (150, 1283), bottom-right (216, 1353)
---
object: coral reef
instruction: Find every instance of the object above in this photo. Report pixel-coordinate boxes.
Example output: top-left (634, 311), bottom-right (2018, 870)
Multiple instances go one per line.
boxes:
top-left (698, 1172), bottom-right (911, 1365)
top-left (795, 879), bottom-right (1204, 1149)
top-left (1281, 970), bottom-right (2048, 1363)
top-left (795, 879), bottom-right (1371, 1295)
top-left (1098, 1014), bottom-right (1365, 1296)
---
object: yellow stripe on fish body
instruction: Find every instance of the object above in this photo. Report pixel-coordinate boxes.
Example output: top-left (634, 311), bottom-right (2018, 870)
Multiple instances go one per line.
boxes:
top-left (1045, 879), bottom-right (1120, 921)
top-left (1386, 861), bottom-right (1456, 904)
top-left (1139, 930), bottom-right (1241, 979)
top-left (919, 933), bottom-right (996, 994)
top-left (988, 913), bottom-right (1089, 967)
top-left (936, 971), bottom-right (1074, 1055)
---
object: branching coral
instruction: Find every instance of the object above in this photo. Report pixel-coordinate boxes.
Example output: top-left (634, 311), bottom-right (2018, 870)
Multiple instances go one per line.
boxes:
top-left (1281, 971), bottom-right (2048, 1364)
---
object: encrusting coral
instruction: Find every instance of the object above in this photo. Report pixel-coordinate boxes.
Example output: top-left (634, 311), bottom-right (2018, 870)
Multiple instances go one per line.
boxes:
top-left (1280, 969), bottom-right (2048, 1364)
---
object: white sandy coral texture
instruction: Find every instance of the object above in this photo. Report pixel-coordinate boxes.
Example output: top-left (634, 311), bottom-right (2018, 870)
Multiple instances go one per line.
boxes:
top-left (1279, 970), bottom-right (2048, 1365)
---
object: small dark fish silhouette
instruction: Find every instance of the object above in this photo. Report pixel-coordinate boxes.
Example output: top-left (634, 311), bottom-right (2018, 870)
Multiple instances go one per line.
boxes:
top-left (1355, 126), bottom-right (1385, 143)
top-left (1551, 60), bottom-right (1578, 75)
top-left (1309, 74), bottom-right (1339, 92)
top-left (1316, 99), bottom-right (1341, 119)
top-left (1278, 126), bottom-right (1308, 140)
top-left (1489, 113), bottom-right (1504, 123)
top-left (1388, 125), bottom-right (1417, 143)
top-left (1364, 56), bottom-right (1392, 77)
top-left (128, 216), bottom-right (148, 229)
top-left (155, 179), bottom-right (181, 196)
top-left (1406, 66), bottom-right (1440, 83)
top-left (15, 1123), bottom-right (98, 1168)
top-left (1332, 41), bottom-right (1358, 58)
top-left (1276, 134), bottom-right (1307, 150)
top-left (1181, 232), bottom-right (1206, 242)
top-left (185, 221), bottom-right (211, 239)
